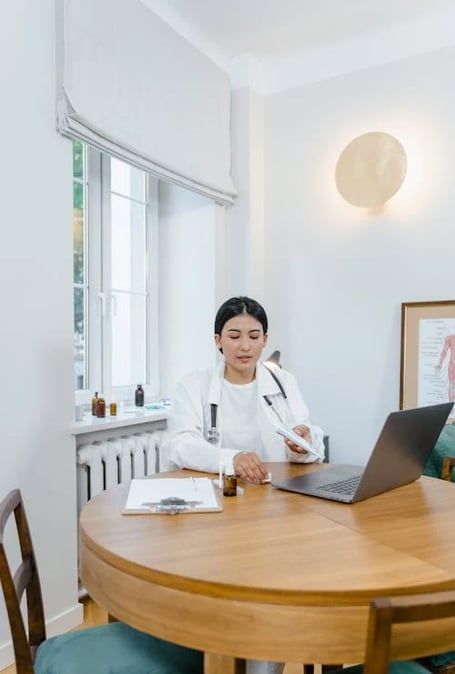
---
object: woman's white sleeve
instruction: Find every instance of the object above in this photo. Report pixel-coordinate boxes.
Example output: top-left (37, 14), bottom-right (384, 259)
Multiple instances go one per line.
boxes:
top-left (161, 378), bottom-right (238, 474)
top-left (284, 372), bottom-right (325, 463)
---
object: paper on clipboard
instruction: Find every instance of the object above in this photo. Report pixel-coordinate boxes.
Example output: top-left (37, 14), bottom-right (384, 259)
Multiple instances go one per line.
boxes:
top-left (123, 477), bottom-right (223, 514)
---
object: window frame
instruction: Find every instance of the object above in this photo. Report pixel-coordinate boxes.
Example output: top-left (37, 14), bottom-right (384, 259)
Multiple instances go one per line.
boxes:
top-left (74, 145), bottom-right (159, 407)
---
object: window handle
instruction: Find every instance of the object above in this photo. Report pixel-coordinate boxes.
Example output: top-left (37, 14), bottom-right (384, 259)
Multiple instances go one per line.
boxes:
top-left (98, 292), bottom-right (106, 317)
top-left (109, 293), bottom-right (117, 317)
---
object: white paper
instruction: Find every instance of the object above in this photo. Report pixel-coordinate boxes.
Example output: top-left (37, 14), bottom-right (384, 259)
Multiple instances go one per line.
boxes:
top-left (123, 477), bottom-right (220, 513)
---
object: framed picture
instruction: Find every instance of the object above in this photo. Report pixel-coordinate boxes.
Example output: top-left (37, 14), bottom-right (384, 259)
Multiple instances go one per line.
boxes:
top-left (400, 300), bottom-right (455, 416)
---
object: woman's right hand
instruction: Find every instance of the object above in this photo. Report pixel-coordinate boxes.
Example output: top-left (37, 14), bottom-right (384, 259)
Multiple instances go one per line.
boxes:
top-left (233, 451), bottom-right (269, 484)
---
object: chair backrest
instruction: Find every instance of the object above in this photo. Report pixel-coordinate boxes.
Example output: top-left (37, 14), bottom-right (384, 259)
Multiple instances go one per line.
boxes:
top-left (424, 422), bottom-right (455, 481)
top-left (0, 489), bottom-right (46, 674)
top-left (364, 591), bottom-right (455, 674)
top-left (441, 456), bottom-right (455, 481)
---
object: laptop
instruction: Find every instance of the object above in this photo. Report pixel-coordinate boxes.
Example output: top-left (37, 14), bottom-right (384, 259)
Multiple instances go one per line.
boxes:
top-left (272, 402), bottom-right (453, 504)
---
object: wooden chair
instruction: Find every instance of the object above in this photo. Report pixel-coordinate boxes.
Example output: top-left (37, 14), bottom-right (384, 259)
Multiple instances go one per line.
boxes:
top-left (304, 666), bottom-right (342, 674)
top-left (423, 422), bottom-right (455, 483)
top-left (0, 489), bottom-right (203, 674)
top-left (328, 591), bottom-right (455, 674)
top-left (441, 456), bottom-right (455, 481)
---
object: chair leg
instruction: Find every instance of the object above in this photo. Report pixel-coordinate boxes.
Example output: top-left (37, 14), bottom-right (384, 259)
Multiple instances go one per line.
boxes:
top-left (303, 665), bottom-right (343, 674)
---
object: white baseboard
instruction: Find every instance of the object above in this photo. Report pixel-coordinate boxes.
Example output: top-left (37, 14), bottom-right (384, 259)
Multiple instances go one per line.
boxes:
top-left (0, 602), bottom-right (83, 670)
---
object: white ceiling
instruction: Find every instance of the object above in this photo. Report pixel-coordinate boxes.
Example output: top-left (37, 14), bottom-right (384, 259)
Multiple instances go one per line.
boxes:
top-left (140, 0), bottom-right (455, 92)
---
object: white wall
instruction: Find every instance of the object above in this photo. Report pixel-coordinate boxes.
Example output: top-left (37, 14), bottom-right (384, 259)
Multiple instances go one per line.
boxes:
top-left (263, 46), bottom-right (455, 464)
top-left (158, 182), bottom-right (224, 397)
top-left (228, 88), bottom-right (265, 300)
top-left (0, 0), bottom-right (82, 667)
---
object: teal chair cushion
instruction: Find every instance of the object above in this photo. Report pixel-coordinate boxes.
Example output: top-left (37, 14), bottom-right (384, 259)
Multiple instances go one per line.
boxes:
top-left (427, 651), bottom-right (455, 668)
top-left (34, 621), bottom-right (203, 674)
top-left (332, 661), bottom-right (434, 674)
top-left (423, 421), bottom-right (455, 481)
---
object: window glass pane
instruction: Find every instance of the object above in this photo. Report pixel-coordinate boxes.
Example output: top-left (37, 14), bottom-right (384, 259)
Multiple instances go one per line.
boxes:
top-left (73, 140), bottom-right (84, 180)
top-left (73, 140), bottom-right (87, 392)
top-left (73, 181), bottom-right (84, 210)
top-left (73, 190), bottom-right (84, 285)
top-left (111, 194), bottom-right (146, 293)
top-left (74, 287), bottom-right (86, 390)
top-left (111, 293), bottom-right (146, 387)
top-left (111, 157), bottom-right (145, 202)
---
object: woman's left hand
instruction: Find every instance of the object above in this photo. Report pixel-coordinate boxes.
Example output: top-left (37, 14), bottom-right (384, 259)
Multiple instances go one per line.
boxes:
top-left (233, 451), bottom-right (269, 483)
top-left (285, 424), bottom-right (312, 454)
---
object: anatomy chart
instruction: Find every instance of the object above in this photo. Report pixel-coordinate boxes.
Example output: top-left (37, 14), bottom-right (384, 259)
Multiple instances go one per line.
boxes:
top-left (418, 318), bottom-right (455, 406)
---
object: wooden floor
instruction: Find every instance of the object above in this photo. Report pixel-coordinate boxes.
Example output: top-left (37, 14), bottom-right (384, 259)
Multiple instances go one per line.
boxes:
top-left (0, 597), bottom-right (306, 674)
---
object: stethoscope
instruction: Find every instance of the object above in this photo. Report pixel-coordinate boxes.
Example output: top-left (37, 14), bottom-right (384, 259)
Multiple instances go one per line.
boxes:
top-left (205, 364), bottom-right (288, 444)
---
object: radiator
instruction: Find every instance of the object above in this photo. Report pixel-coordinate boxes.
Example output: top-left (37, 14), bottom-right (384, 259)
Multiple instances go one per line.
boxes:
top-left (76, 430), bottom-right (164, 516)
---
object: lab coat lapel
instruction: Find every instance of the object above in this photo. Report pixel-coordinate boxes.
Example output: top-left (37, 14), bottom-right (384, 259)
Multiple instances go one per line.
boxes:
top-left (207, 360), bottom-right (225, 405)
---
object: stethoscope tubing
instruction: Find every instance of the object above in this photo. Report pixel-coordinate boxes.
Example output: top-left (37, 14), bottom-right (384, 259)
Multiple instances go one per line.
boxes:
top-left (262, 363), bottom-right (287, 399)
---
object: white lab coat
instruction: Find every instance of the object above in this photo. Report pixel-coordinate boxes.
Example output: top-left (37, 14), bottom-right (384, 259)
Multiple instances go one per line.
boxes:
top-left (162, 360), bottom-right (325, 474)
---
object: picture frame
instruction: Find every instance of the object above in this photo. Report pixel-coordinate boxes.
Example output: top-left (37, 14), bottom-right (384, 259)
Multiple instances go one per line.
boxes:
top-left (400, 300), bottom-right (455, 415)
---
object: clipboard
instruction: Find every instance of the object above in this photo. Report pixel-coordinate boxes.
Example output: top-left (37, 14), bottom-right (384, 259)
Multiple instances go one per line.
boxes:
top-left (123, 477), bottom-right (223, 515)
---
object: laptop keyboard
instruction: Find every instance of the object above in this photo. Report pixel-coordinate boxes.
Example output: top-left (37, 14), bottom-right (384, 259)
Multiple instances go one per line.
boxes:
top-left (317, 475), bottom-right (361, 495)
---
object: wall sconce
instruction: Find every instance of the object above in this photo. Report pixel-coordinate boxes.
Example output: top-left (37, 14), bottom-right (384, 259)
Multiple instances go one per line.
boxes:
top-left (264, 350), bottom-right (281, 368)
top-left (335, 131), bottom-right (407, 208)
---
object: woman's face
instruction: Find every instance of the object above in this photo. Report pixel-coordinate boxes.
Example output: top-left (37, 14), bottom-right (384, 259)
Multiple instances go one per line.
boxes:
top-left (214, 312), bottom-right (268, 382)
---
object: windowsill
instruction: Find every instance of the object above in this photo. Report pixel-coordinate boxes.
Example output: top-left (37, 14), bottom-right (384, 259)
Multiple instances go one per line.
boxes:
top-left (70, 407), bottom-right (169, 436)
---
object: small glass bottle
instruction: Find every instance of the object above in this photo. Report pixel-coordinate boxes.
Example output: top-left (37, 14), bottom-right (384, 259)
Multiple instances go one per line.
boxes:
top-left (223, 474), bottom-right (237, 497)
top-left (91, 392), bottom-right (98, 416)
top-left (135, 384), bottom-right (144, 407)
top-left (96, 396), bottom-right (106, 418)
top-left (109, 402), bottom-right (117, 416)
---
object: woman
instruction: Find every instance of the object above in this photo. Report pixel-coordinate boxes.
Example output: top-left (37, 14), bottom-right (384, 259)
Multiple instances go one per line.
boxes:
top-left (164, 296), bottom-right (324, 481)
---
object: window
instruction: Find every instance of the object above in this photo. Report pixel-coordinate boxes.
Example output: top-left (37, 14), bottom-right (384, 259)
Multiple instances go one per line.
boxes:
top-left (73, 141), bottom-right (86, 391)
top-left (72, 141), bottom-right (158, 404)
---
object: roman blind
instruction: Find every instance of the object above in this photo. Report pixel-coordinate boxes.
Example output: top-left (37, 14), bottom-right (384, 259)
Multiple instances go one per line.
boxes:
top-left (57, 0), bottom-right (236, 206)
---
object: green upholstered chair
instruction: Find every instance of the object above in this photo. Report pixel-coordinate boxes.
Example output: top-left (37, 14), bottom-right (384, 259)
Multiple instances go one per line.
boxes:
top-left (420, 421), bottom-right (455, 674)
top-left (419, 653), bottom-right (455, 674)
top-left (0, 489), bottom-right (203, 674)
top-left (423, 421), bottom-right (455, 482)
top-left (328, 591), bottom-right (455, 674)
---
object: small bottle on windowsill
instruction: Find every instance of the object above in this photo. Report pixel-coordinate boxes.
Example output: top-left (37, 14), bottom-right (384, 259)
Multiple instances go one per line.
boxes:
top-left (96, 396), bottom-right (106, 418)
top-left (135, 385), bottom-right (144, 407)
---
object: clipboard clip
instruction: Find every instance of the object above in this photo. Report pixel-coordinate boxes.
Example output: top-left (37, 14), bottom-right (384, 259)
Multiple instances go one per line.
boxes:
top-left (141, 496), bottom-right (203, 515)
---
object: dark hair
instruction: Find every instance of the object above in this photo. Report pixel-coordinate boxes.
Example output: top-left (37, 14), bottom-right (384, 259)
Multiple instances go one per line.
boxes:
top-left (214, 296), bottom-right (268, 335)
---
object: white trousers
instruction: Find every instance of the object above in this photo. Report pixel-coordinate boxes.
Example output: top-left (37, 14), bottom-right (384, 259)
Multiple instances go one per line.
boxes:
top-left (246, 661), bottom-right (285, 674)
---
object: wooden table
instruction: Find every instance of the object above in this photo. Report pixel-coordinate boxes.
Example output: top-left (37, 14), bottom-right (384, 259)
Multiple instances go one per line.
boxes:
top-left (79, 463), bottom-right (455, 673)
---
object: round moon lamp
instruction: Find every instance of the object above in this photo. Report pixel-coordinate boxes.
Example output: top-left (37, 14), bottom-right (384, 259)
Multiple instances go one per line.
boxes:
top-left (335, 131), bottom-right (407, 208)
